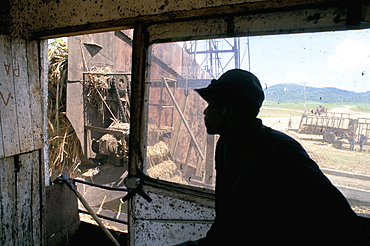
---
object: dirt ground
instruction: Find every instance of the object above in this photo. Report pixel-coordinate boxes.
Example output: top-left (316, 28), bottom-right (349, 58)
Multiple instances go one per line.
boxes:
top-left (261, 106), bottom-right (370, 217)
top-left (261, 106), bottom-right (370, 168)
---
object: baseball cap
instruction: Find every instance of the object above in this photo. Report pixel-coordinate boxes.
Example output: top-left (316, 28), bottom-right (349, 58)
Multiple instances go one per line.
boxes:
top-left (195, 69), bottom-right (265, 107)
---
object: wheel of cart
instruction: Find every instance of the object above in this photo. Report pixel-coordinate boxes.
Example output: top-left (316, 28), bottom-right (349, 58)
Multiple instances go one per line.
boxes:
top-left (323, 131), bottom-right (336, 143)
top-left (332, 140), bottom-right (343, 149)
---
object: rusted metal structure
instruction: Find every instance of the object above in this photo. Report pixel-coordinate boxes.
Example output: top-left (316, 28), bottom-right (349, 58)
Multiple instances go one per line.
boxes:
top-left (2, 0), bottom-right (370, 245)
top-left (68, 32), bottom-right (214, 185)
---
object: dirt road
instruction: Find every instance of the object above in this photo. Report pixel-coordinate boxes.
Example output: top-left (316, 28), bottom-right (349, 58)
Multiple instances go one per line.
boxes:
top-left (261, 105), bottom-right (370, 216)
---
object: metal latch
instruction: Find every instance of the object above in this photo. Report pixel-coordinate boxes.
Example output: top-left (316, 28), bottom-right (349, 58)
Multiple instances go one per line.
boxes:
top-left (121, 177), bottom-right (152, 203)
top-left (124, 177), bottom-right (141, 189)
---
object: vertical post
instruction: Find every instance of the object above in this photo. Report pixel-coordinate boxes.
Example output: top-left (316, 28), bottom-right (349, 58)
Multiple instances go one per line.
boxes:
top-left (234, 37), bottom-right (240, 69)
top-left (128, 24), bottom-right (149, 178)
top-left (204, 134), bottom-right (216, 185)
top-left (302, 82), bottom-right (308, 111)
top-left (128, 23), bottom-right (149, 246)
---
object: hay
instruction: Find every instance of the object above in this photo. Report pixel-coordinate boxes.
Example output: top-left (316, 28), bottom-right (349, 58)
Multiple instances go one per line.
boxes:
top-left (146, 141), bottom-right (170, 167)
top-left (85, 66), bottom-right (114, 121)
top-left (146, 141), bottom-right (187, 184)
top-left (108, 120), bottom-right (130, 134)
top-left (48, 39), bottom-right (85, 180)
top-left (88, 66), bottom-right (113, 89)
top-left (146, 160), bottom-right (186, 184)
top-left (147, 124), bottom-right (172, 133)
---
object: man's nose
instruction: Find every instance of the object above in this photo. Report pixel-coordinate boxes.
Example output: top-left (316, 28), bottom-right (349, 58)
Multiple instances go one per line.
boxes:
top-left (203, 107), bottom-right (208, 115)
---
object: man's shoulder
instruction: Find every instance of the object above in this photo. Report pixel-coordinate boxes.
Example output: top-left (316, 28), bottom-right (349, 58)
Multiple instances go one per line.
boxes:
top-left (260, 125), bottom-right (297, 144)
top-left (260, 126), bottom-right (310, 158)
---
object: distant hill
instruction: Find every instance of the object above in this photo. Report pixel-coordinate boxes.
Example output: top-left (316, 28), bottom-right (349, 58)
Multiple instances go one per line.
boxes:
top-left (264, 83), bottom-right (370, 104)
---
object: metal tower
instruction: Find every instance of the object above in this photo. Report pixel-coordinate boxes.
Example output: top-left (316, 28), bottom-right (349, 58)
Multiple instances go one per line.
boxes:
top-left (183, 37), bottom-right (250, 79)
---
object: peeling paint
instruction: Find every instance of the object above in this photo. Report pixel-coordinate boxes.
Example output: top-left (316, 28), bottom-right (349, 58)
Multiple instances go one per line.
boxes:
top-left (131, 190), bottom-right (214, 245)
top-left (133, 191), bottom-right (215, 220)
top-left (134, 220), bottom-right (212, 245)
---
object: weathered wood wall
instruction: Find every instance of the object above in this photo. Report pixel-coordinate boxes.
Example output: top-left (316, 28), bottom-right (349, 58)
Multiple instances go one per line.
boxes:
top-left (0, 151), bottom-right (43, 245)
top-left (0, 35), bottom-right (46, 245)
top-left (0, 35), bottom-right (44, 157)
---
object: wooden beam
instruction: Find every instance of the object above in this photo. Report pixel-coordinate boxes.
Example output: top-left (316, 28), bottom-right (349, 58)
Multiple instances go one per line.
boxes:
top-left (128, 24), bottom-right (149, 177)
top-left (32, 0), bottom-right (348, 39)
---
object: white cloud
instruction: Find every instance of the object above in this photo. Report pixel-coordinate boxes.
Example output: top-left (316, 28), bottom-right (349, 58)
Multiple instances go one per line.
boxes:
top-left (325, 39), bottom-right (370, 72)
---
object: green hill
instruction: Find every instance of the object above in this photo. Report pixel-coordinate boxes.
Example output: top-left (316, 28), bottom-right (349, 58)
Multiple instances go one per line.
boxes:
top-left (264, 83), bottom-right (370, 104)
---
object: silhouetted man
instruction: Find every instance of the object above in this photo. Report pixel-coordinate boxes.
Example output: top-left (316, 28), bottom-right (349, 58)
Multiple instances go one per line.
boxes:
top-left (176, 69), bottom-right (366, 245)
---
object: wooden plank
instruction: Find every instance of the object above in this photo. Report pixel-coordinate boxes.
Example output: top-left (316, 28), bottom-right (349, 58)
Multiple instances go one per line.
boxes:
top-left (0, 160), bottom-right (2, 242)
top-left (129, 24), bottom-right (149, 176)
top-left (12, 37), bottom-right (34, 153)
top-left (0, 156), bottom-right (17, 245)
top-left (39, 38), bottom-right (51, 187)
top-left (0, 114), bottom-right (4, 158)
top-left (31, 150), bottom-right (41, 245)
top-left (0, 35), bottom-right (20, 156)
top-left (27, 40), bottom-right (43, 149)
top-left (17, 152), bottom-right (33, 246)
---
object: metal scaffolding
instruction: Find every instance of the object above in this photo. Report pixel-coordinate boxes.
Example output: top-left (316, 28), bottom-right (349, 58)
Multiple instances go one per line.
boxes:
top-left (183, 37), bottom-right (250, 78)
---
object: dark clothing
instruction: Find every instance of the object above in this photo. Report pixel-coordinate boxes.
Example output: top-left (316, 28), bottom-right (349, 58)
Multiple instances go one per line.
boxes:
top-left (360, 135), bottom-right (366, 151)
top-left (198, 119), bottom-right (363, 245)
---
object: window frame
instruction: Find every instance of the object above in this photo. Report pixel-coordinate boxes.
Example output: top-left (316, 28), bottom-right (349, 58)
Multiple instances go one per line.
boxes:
top-left (129, 5), bottom-right (370, 198)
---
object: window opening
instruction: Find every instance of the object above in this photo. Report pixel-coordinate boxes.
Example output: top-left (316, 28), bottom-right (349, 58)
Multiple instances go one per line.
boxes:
top-left (48, 30), bottom-right (134, 232)
top-left (146, 38), bottom-right (246, 189)
top-left (145, 29), bottom-right (370, 217)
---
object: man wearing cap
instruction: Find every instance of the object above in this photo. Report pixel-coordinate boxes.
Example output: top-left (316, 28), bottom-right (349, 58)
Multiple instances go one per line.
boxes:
top-left (176, 69), bottom-right (365, 245)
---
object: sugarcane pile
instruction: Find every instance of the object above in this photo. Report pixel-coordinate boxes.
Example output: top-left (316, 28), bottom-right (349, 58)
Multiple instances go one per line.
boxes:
top-left (48, 38), bottom-right (85, 180)
top-left (85, 66), bottom-right (114, 122)
top-left (146, 141), bottom-right (186, 184)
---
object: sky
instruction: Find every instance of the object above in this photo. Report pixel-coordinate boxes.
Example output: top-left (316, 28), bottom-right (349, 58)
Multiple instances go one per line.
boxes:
top-left (58, 28), bottom-right (370, 93)
top-left (242, 29), bottom-right (370, 93)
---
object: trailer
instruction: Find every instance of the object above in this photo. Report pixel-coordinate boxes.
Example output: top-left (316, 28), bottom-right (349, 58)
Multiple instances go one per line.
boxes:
top-left (298, 111), bottom-right (369, 149)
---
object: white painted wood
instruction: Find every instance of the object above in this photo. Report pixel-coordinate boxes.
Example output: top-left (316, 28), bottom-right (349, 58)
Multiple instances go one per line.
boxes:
top-left (133, 190), bottom-right (215, 220)
top-left (12, 37), bottom-right (34, 153)
top-left (148, 18), bottom-right (228, 44)
top-left (0, 35), bottom-right (44, 245)
top-left (31, 150), bottom-right (42, 245)
top-left (0, 35), bottom-right (20, 156)
top-left (27, 40), bottom-right (43, 149)
top-left (0, 114), bottom-right (4, 158)
top-left (131, 190), bottom-right (215, 246)
top-left (0, 151), bottom-right (42, 246)
top-left (134, 220), bottom-right (212, 246)
top-left (39, 39), bottom-right (50, 187)
top-left (234, 7), bottom-right (346, 36)
top-left (0, 156), bottom-right (17, 246)
top-left (17, 152), bottom-right (33, 245)
top-left (148, 6), bottom-right (370, 44)
top-left (0, 36), bottom-right (43, 157)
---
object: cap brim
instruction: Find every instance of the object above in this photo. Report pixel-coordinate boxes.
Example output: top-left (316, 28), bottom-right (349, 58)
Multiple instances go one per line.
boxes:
top-left (194, 88), bottom-right (210, 101)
